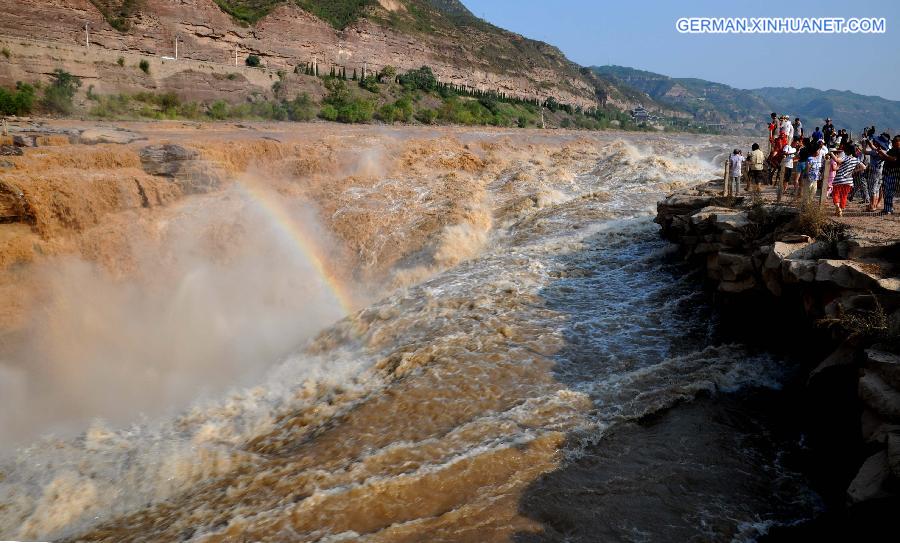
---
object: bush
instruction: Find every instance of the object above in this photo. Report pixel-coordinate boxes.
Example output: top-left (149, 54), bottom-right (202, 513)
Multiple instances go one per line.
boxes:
top-left (393, 97), bottom-right (413, 122)
top-left (245, 55), bottom-right (261, 67)
top-left (377, 103), bottom-right (398, 123)
top-left (517, 116), bottom-right (527, 128)
top-left (415, 108), bottom-right (437, 124)
top-left (398, 66), bottom-right (437, 92)
top-left (89, 94), bottom-right (132, 118)
top-left (117, 56), bottom-right (125, 67)
top-left (358, 75), bottom-right (379, 93)
top-left (0, 82), bottom-right (36, 116)
top-left (138, 59), bottom-right (150, 74)
top-left (319, 104), bottom-right (338, 121)
top-left (377, 65), bottom-right (396, 83)
top-left (2, 48), bottom-right (10, 59)
top-left (207, 100), bottom-right (228, 120)
top-left (42, 69), bottom-right (81, 115)
top-left (284, 93), bottom-right (315, 121)
top-left (336, 100), bottom-right (373, 123)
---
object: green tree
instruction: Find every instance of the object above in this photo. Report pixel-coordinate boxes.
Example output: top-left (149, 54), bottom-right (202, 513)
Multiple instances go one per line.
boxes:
top-left (138, 59), bottom-right (150, 74)
top-left (42, 69), bottom-right (81, 115)
top-left (245, 55), bottom-right (261, 67)
top-left (0, 82), bottom-right (36, 116)
top-left (398, 66), bottom-right (437, 92)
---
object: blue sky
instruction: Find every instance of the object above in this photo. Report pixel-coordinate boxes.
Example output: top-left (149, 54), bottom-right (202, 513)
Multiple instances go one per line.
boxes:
top-left (460, 0), bottom-right (900, 100)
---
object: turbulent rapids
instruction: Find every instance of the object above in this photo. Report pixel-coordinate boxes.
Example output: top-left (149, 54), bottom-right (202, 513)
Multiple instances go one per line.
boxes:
top-left (0, 126), bottom-right (820, 541)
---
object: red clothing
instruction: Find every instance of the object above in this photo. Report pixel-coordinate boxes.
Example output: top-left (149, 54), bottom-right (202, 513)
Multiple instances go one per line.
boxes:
top-left (832, 184), bottom-right (851, 209)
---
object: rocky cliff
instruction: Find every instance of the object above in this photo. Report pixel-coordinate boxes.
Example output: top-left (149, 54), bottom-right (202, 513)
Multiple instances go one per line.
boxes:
top-left (0, 0), bottom-right (658, 111)
top-left (656, 181), bottom-right (900, 533)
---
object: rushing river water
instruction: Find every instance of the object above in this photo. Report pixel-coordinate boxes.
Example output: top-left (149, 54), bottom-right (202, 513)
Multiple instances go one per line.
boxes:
top-left (0, 131), bottom-right (823, 541)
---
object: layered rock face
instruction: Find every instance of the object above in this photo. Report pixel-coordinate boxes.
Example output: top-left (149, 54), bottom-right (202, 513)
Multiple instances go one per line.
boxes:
top-left (0, 0), bottom-right (603, 109)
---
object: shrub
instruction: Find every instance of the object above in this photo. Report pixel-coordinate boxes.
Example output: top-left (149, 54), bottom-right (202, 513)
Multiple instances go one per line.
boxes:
top-left (517, 116), bottom-right (527, 128)
top-left (393, 97), bottom-right (413, 122)
top-left (0, 82), bottom-right (36, 116)
top-left (1, 48), bottom-right (10, 59)
top-left (117, 56), bottom-right (125, 67)
top-left (377, 65), bottom-right (396, 82)
top-left (319, 104), bottom-right (338, 121)
top-left (398, 66), bottom-right (437, 92)
top-left (415, 108), bottom-right (437, 124)
top-left (89, 94), bottom-right (132, 118)
top-left (377, 103), bottom-right (397, 123)
top-left (245, 55), bottom-right (261, 67)
top-left (358, 75), bottom-right (379, 93)
top-left (336, 100), bottom-right (373, 123)
top-left (42, 69), bottom-right (81, 114)
top-left (138, 59), bottom-right (150, 74)
top-left (207, 100), bottom-right (228, 120)
top-left (284, 93), bottom-right (315, 121)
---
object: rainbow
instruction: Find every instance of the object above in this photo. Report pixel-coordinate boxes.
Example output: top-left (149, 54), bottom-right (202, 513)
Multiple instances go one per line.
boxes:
top-left (232, 179), bottom-right (358, 318)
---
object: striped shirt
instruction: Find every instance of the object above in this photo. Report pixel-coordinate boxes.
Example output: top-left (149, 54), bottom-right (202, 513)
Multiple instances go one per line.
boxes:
top-left (832, 154), bottom-right (860, 185)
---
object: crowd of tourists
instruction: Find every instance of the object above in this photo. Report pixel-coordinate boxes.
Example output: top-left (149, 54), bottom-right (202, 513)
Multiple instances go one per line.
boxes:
top-left (727, 113), bottom-right (898, 217)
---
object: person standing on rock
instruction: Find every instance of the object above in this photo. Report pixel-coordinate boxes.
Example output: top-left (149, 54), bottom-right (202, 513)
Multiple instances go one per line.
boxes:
top-left (728, 149), bottom-right (744, 197)
top-left (871, 135), bottom-right (900, 215)
top-left (828, 142), bottom-right (864, 217)
top-left (748, 143), bottom-right (765, 192)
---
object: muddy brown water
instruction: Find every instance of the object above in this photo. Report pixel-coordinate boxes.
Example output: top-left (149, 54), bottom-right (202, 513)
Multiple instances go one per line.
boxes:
top-left (0, 127), bottom-right (821, 541)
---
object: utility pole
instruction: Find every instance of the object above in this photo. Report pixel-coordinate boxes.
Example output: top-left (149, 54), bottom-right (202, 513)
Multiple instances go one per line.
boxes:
top-left (84, 23), bottom-right (89, 48)
top-left (174, 35), bottom-right (179, 60)
top-left (363, 61), bottom-right (367, 79)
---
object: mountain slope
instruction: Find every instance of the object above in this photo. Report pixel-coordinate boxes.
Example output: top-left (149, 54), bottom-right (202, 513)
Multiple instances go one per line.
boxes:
top-left (750, 87), bottom-right (900, 134)
top-left (3, 0), bottom-right (670, 113)
top-left (592, 65), bottom-right (900, 133)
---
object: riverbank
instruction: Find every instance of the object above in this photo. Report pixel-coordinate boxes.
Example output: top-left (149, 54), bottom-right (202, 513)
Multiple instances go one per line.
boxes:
top-left (655, 179), bottom-right (900, 537)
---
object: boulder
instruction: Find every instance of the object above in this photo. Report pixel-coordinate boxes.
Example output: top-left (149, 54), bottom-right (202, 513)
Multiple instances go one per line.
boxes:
top-left (139, 145), bottom-right (222, 195)
top-left (866, 349), bottom-right (900, 391)
top-left (779, 233), bottom-right (811, 243)
top-left (79, 128), bottom-right (144, 145)
top-left (716, 252), bottom-right (753, 281)
top-left (690, 206), bottom-right (749, 231)
top-left (12, 135), bottom-right (33, 147)
top-left (847, 449), bottom-right (892, 504)
top-left (719, 277), bottom-right (756, 293)
top-left (782, 259), bottom-right (817, 283)
top-left (815, 260), bottom-right (881, 290)
top-left (139, 144), bottom-right (200, 176)
top-left (888, 431), bottom-right (900, 480)
top-left (859, 371), bottom-right (900, 420)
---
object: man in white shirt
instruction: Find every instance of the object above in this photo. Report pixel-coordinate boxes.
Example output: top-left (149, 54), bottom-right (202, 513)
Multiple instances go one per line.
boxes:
top-left (777, 140), bottom-right (797, 202)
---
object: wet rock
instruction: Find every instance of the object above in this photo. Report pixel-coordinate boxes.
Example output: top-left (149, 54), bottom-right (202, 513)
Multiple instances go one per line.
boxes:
top-left (847, 449), bottom-right (892, 504)
top-left (139, 145), bottom-right (222, 195)
top-left (859, 371), bottom-right (900, 420)
top-left (79, 128), bottom-right (144, 145)
top-left (0, 145), bottom-right (23, 156)
top-left (139, 144), bottom-right (199, 176)
top-left (12, 135), bottom-right (33, 147)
